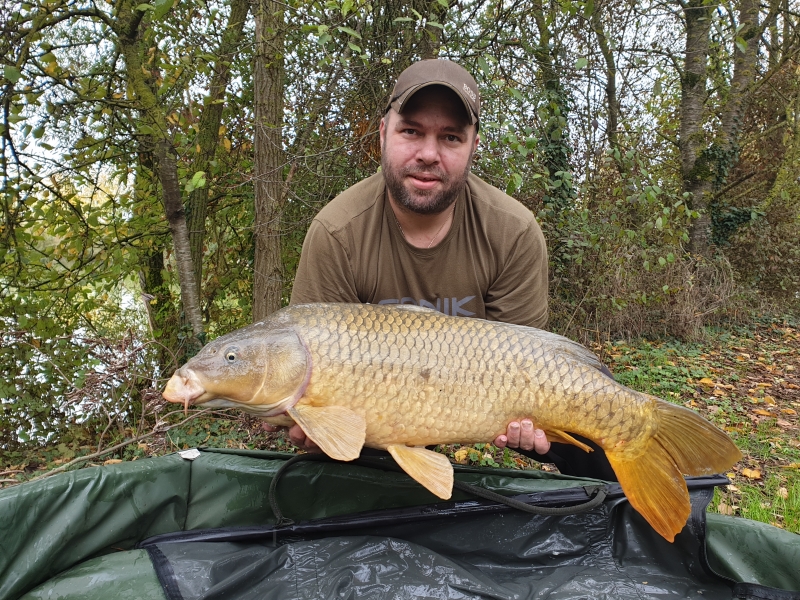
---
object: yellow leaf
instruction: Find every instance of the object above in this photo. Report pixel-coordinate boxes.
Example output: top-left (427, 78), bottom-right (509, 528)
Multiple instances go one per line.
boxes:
top-left (753, 409), bottom-right (774, 416)
top-left (741, 468), bottom-right (761, 479)
top-left (699, 377), bottom-right (715, 387)
top-left (104, 459), bottom-right (123, 466)
top-left (453, 448), bottom-right (469, 464)
top-left (782, 408), bottom-right (797, 415)
top-left (778, 487), bottom-right (789, 500)
top-left (764, 396), bottom-right (776, 405)
top-left (223, 137), bottom-right (232, 152)
top-left (218, 125), bottom-right (227, 136)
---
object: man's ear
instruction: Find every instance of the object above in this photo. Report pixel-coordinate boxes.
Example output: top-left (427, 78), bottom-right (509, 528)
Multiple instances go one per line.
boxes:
top-left (379, 116), bottom-right (386, 147)
top-left (473, 130), bottom-right (480, 151)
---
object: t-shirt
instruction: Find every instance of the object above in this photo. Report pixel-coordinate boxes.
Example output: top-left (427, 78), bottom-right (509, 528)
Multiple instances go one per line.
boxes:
top-left (290, 172), bottom-right (548, 328)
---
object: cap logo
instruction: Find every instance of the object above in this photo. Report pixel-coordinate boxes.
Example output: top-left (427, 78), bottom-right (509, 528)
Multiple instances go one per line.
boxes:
top-left (463, 83), bottom-right (477, 102)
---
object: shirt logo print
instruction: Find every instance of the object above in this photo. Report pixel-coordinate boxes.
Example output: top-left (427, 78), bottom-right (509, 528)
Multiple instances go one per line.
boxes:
top-left (378, 296), bottom-right (476, 317)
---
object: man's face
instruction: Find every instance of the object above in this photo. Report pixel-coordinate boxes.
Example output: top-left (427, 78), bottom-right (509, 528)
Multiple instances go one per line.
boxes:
top-left (380, 86), bottom-right (479, 215)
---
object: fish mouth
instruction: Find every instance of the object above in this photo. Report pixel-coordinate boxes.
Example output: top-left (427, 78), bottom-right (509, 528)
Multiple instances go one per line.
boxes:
top-left (163, 368), bottom-right (206, 415)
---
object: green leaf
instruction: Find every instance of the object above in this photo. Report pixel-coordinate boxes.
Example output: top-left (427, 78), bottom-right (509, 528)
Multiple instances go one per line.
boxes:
top-left (153, 0), bottom-right (174, 19)
top-left (136, 3), bottom-right (154, 10)
top-left (348, 42), bottom-right (362, 53)
top-left (4, 65), bottom-right (21, 83)
top-left (655, 216), bottom-right (663, 229)
top-left (185, 170), bottom-right (207, 193)
top-left (393, 16), bottom-right (413, 22)
top-left (734, 37), bottom-right (747, 54)
top-left (575, 57), bottom-right (588, 69)
top-left (337, 26), bottom-right (362, 39)
top-left (478, 56), bottom-right (491, 76)
top-left (436, 0), bottom-right (449, 6)
top-left (653, 79), bottom-right (662, 96)
top-left (342, 0), bottom-right (353, 16)
top-left (658, 256), bottom-right (667, 266)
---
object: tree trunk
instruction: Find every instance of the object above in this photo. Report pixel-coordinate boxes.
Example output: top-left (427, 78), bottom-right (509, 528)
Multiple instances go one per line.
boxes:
top-left (252, 0), bottom-right (285, 321)
top-left (679, 0), bottom-right (713, 256)
top-left (116, 0), bottom-right (204, 344)
top-left (156, 140), bottom-right (205, 340)
top-left (187, 0), bottom-right (251, 297)
top-left (590, 0), bottom-right (620, 166)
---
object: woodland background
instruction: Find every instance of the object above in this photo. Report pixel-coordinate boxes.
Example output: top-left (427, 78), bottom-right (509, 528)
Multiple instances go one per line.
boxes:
top-left (1, 0), bottom-right (799, 489)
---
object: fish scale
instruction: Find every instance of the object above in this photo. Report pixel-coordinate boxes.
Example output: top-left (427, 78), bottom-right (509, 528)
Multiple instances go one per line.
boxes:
top-left (293, 304), bottom-right (638, 447)
top-left (163, 302), bottom-right (742, 542)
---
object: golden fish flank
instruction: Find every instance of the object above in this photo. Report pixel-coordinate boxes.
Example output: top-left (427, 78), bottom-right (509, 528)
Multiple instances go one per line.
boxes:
top-left (163, 303), bottom-right (741, 543)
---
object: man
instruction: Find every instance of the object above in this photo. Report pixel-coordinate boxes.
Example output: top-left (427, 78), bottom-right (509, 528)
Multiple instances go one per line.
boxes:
top-left (285, 59), bottom-right (615, 480)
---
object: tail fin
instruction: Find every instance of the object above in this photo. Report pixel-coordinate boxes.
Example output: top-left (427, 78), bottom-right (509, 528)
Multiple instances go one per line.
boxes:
top-left (652, 401), bottom-right (742, 475)
top-left (606, 400), bottom-right (741, 542)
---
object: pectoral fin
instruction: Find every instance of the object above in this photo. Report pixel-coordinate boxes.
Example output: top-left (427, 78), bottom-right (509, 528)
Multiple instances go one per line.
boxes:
top-left (287, 405), bottom-right (365, 461)
top-left (545, 429), bottom-right (594, 453)
top-left (386, 444), bottom-right (454, 500)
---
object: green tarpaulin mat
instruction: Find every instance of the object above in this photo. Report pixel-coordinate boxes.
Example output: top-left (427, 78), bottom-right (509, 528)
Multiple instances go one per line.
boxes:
top-left (2, 449), bottom-right (798, 600)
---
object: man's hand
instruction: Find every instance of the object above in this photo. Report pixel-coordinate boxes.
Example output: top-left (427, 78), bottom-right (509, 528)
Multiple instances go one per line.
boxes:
top-left (494, 419), bottom-right (550, 455)
top-left (261, 423), bottom-right (321, 452)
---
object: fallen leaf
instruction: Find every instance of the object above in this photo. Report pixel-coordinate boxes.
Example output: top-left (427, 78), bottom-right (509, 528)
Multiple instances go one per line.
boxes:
top-left (753, 409), bottom-right (774, 416)
top-left (777, 487), bottom-right (789, 500)
top-left (699, 378), bottom-right (715, 387)
top-left (741, 468), bottom-right (761, 479)
top-left (453, 448), bottom-right (469, 464)
top-left (104, 459), bottom-right (123, 466)
top-left (717, 501), bottom-right (735, 515)
top-left (786, 383), bottom-right (800, 389)
top-left (777, 419), bottom-right (793, 428)
top-left (764, 396), bottom-right (776, 405)
top-left (781, 409), bottom-right (797, 415)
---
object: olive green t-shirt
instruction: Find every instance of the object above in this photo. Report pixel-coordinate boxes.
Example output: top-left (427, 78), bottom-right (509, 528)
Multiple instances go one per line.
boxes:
top-left (289, 172), bottom-right (548, 328)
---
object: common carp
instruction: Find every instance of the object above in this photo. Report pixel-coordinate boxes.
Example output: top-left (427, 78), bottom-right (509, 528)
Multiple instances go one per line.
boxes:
top-left (163, 303), bottom-right (741, 542)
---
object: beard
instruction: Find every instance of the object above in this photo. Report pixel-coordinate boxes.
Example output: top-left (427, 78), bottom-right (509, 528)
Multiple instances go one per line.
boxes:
top-left (382, 147), bottom-right (473, 216)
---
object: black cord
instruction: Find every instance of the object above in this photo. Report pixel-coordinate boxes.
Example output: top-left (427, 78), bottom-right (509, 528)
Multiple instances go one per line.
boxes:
top-left (268, 453), bottom-right (607, 527)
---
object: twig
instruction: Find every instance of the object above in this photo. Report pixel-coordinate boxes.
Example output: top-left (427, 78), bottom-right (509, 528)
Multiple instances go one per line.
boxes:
top-left (9, 408), bottom-right (215, 486)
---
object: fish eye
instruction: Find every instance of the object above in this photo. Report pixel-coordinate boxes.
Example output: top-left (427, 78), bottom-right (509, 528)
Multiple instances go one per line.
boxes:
top-left (224, 347), bottom-right (238, 362)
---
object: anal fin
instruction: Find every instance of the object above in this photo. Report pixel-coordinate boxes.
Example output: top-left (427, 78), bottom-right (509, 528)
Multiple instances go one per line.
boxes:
top-left (545, 429), bottom-right (594, 453)
top-left (287, 405), bottom-right (365, 461)
top-left (386, 445), bottom-right (454, 500)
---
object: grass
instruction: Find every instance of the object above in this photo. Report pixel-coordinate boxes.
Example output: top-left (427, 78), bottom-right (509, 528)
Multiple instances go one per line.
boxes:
top-left (2, 315), bottom-right (799, 534)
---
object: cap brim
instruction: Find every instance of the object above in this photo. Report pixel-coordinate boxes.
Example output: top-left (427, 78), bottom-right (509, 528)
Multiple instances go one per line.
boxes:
top-left (388, 82), bottom-right (478, 125)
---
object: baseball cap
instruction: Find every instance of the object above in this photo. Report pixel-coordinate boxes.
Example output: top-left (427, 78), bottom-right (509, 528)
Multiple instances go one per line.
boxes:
top-left (386, 59), bottom-right (480, 128)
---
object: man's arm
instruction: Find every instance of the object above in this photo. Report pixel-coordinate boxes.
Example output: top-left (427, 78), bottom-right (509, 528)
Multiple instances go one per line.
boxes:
top-left (290, 220), bottom-right (360, 305)
top-left (484, 220), bottom-right (549, 329)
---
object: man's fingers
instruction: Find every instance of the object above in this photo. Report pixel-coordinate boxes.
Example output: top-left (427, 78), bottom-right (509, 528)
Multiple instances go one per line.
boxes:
top-left (507, 421), bottom-right (521, 447)
top-left (533, 428), bottom-right (550, 455)
top-left (288, 424), bottom-right (320, 452)
top-left (519, 419), bottom-right (535, 451)
top-left (500, 420), bottom-right (551, 455)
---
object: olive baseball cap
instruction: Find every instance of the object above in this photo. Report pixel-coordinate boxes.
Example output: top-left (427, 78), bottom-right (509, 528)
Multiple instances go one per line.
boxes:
top-left (386, 59), bottom-right (480, 127)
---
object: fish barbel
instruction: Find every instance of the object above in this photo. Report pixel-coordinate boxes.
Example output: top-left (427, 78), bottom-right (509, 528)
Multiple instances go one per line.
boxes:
top-left (163, 303), bottom-right (741, 542)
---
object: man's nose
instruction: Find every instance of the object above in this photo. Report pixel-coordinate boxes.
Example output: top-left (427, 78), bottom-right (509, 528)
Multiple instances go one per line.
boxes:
top-left (415, 135), bottom-right (440, 164)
